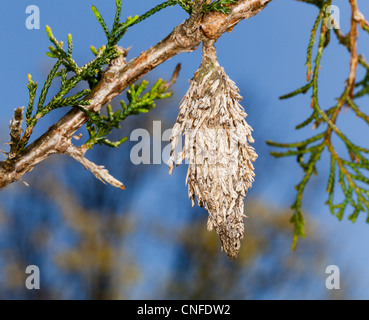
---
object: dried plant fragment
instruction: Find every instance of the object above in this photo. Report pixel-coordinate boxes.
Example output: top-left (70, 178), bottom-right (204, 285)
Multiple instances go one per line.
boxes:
top-left (168, 40), bottom-right (257, 260)
top-left (8, 107), bottom-right (24, 160)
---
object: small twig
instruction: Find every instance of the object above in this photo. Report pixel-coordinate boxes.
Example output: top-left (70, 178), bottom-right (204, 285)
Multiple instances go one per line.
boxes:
top-left (352, 4), bottom-right (369, 30)
top-left (348, 0), bottom-right (359, 98)
top-left (166, 63), bottom-right (182, 89)
top-left (64, 144), bottom-right (126, 190)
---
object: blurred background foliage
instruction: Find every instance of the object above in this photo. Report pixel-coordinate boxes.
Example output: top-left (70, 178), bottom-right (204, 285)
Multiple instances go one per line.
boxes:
top-left (0, 108), bottom-right (339, 299)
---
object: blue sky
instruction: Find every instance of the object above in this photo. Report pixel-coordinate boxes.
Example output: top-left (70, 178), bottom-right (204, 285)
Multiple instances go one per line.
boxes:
top-left (0, 0), bottom-right (369, 299)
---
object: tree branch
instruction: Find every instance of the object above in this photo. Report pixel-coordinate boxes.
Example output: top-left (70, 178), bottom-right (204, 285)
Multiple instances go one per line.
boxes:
top-left (0, 0), bottom-right (272, 190)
